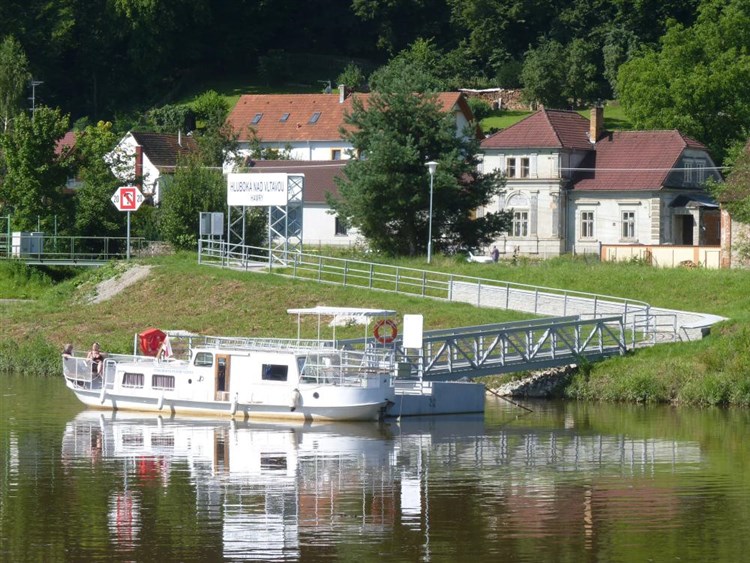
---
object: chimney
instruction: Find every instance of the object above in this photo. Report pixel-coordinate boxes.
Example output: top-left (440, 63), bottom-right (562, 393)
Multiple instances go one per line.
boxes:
top-left (339, 83), bottom-right (346, 104)
top-left (590, 104), bottom-right (604, 143)
top-left (177, 129), bottom-right (182, 147)
top-left (134, 145), bottom-right (143, 188)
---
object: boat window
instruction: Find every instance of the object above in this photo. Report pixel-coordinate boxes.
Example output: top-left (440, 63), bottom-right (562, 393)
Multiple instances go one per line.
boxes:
top-left (122, 372), bottom-right (144, 388)
top-left (261, 454), bottom-right (287, 471)
top-left (152, 374), bottom-right (175, 390)
top-left (194, 352), bottom-right (213, 367)
top-left (262, 363), bottom-right (288, 382)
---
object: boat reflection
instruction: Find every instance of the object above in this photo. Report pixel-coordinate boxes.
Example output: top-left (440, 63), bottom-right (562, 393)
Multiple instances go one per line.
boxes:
top-left (60, 409), bottom-right (704, 559)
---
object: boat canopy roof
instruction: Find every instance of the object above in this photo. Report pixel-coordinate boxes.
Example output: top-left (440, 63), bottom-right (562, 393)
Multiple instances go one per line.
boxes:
top-left (287, 306), bottom-right (396, 326)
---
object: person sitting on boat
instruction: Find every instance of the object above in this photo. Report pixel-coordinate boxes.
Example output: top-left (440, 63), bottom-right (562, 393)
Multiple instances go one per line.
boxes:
top-left (87, 342), bottom-right (104, 377)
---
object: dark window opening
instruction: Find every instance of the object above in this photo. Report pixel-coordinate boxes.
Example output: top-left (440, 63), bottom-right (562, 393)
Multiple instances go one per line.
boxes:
top-left (262, 364), bottom-right (289, 381)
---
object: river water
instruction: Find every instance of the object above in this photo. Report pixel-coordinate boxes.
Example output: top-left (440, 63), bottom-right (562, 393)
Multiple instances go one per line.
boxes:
top-left (2, 373), bottom-right (750, 562)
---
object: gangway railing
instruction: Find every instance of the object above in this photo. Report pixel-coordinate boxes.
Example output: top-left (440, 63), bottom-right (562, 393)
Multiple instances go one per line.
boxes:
top-left (0, 234), bottom-right (148, 265)
top-left (338, 315), bottom-right (627, 381)
top-left (198, 240), bottom-right (662, 344)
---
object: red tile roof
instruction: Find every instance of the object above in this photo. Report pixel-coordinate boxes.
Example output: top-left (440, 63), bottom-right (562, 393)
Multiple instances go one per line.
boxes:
top-left (481, 109), bottom-right (592, 151)
top-left (573, 130), bottom-right (708, 191)
top-left (241, 160), bottom-right (346, 203)
top-left (226, 92), bottom-right (475, 142)
top-left (131, 131), bottom-right (198, 170)
top-left (55, 131), bottom-right (77, 156)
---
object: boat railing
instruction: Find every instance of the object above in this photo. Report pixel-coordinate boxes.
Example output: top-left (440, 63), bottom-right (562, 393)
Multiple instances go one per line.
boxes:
top-left (197, 335), bottom-right (335, 353)
top-left (62, 356), bottom-right (103, 389)
top-left (300, 348), bottom-right (395, 386)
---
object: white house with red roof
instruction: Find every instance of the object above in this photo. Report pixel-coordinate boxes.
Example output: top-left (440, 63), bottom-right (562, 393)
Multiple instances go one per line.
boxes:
top-left (107, 131), bottom-right (197, 205)
top-left (224, 86), bottom-right (477, 166)
top-left (479, 108), bottom-right (722, 258)
top-left (223, 88), bottom-right (477, 246)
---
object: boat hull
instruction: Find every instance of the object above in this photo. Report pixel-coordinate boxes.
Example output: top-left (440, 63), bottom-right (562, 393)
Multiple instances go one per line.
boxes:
top-left (69, 387), bottom-right (390, 422)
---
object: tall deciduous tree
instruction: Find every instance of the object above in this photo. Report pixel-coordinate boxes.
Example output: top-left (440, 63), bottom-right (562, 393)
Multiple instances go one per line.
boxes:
top-left (0, 35), bottom-right (30, 134)
top-left (329, 69), bottom-right (508, 256)
top-left (618, 0), bottom-right (750, 162)
top-left (73, 121), bottom-right (124, 237)
top-left (158, 154), bottom-right (226, 249)
top-left (0, 106), bottom-right (70, 231)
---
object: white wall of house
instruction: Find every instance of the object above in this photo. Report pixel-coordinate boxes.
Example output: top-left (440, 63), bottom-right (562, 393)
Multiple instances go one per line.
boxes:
top-left (107, 134), bottom-right (162, 201)
top-left (302, 204), bottom-right (361, 247)
top-left (480, 148), bottom-right (569, 257)
top-left (567, 192), bottom-right (662, 255)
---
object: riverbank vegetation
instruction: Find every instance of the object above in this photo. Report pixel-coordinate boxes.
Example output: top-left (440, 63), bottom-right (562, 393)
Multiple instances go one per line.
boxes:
top-left (3, 252), bottom-right (750, 407)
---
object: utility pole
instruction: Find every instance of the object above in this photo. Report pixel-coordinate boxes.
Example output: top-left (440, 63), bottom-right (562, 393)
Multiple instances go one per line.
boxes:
top-left (29, 79), bottom-right (43, 119)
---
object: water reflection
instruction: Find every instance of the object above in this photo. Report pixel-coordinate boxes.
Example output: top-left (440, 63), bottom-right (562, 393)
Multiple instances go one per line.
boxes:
top-left (57, 408), bottom-right (709, 561)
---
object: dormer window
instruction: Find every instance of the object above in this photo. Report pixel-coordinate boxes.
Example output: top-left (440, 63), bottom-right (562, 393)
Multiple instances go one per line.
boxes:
top-left (309, 112), bottom-right (321, 124)
top-left (280, 113), bottom-right (290, 122)
top-left (251, 113), bottom-right (263, 125)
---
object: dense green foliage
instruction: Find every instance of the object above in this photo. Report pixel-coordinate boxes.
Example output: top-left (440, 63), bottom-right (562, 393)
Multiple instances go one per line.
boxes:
top-left (0, 106), bottom-right (71, 231)
top-left (618, 0), bottom-right (750, 161)
top-left (0, 1), bottom-right (702, 121)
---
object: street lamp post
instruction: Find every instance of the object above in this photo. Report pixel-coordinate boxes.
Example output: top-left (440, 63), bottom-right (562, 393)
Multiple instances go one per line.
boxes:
top-left (426, 161), bottom-right (438, 264)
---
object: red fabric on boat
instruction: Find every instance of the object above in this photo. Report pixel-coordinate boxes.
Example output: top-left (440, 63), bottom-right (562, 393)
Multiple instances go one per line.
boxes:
top-left (139, 328), bottom-right (166, 356)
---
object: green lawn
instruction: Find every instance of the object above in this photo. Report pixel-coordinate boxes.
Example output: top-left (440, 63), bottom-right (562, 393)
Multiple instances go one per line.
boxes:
top-left (481, 102), bottom-right (634, 134)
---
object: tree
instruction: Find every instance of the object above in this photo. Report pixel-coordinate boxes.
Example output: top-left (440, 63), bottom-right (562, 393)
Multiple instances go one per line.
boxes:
top-left (158, 154), bottom-right (225, 249)
top-left (521, 39), bottom-right (567, 107)
top-left (190, 90), bottom-right (237, 168)
top-left (708, 142), bottom-right (750, 223)
top-left (329, 71), bottom-right (509, 256)
top-left (0, 35), bottom-right (30, 134)
top-left (0, 106), bottom-right (70, 231)
top-left (73, 121), bottom-right (125, 237)
top-left (618, 0), bottom-right (750, 162)
top-left (336, 63), bottom-right (367, 93)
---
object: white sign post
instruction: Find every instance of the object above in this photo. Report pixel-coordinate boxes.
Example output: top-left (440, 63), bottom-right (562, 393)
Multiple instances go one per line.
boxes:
top-left (111, 186), bottom-right (144, 260)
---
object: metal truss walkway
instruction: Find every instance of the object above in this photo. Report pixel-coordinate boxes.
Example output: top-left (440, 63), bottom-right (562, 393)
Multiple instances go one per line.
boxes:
top-left (339, 315), bottom-right (626, 381)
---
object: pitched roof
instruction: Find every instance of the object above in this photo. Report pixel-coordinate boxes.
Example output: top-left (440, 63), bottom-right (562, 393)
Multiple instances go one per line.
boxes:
top-left (572, 130), bottom-right (709, 191)
top-left (226, 92), bottom-right (476, 142)
top-left (55, 131), bottom-right (78, 156)
top-left (242, 160), bottom-right (345, 203)
top-left (130, 131), bottom-right (198, 170)
top-left (480, 109), bottom-right (592, 151)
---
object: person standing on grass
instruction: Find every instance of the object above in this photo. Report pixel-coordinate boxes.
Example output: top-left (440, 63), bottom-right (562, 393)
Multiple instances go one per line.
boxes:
top-left (491, 245), bottom-right (499, 263)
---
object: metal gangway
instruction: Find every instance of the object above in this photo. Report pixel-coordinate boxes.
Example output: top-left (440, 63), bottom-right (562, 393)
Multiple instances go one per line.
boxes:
top-left (338, 315), bottom-right (626, 381)
top-left (0, 233), bottom-right (147, 266)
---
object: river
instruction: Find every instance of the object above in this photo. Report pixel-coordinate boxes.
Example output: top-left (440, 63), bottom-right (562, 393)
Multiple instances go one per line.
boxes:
top-left (2, 373), bottom-right (750, 562)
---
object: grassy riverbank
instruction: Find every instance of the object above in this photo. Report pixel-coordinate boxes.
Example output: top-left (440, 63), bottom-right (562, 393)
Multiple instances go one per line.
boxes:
top-left (2, 252), bottom-right (750, 406)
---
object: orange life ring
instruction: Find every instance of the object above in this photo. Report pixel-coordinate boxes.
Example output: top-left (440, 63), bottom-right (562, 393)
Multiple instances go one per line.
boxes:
top-left (373, 319), bottom-right (398, 344)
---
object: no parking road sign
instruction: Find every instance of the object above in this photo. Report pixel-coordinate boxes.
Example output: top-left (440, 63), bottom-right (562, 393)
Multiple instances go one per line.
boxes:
top-left (111, 186), bottom-right (144, 211)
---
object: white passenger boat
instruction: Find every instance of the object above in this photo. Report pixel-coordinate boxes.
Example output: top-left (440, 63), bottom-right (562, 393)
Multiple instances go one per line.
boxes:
top-left (62, 307), bottom-right (400, 422)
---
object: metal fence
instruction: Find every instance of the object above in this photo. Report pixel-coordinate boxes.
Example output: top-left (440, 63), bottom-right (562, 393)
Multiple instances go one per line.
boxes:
top-left (0, 234), bottom-right (147, 265)
top-left (198, 239), bottom-right (653, 327)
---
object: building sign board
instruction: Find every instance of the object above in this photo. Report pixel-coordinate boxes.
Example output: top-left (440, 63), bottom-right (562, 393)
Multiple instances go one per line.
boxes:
top-left (227, 173), bottom-right (289, 207)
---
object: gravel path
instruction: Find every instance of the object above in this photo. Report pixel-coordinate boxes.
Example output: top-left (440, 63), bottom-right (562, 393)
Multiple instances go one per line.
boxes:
top-left (90, 265), bottom-right (152, 304)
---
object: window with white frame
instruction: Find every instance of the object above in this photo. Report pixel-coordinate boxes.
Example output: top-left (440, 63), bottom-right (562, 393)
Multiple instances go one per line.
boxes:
top-left (696, 160), bottom-right (706, 183)
top-left (621, 210), bottom-right (636, 240)
top-left (684, 159), bottom-right (694, 184)
top-left (580, 210), bottom-right (595, 239)
top-left (520, 157), bottom-right (530, 178)
top-left (506, 157), bottom-right (516, 178)
top-left (512, 211), bottom-right (529, 237)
